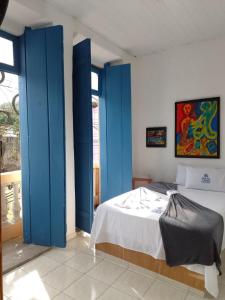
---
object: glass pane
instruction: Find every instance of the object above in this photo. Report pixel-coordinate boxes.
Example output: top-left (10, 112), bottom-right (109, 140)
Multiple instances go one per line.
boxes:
top-left (0, 72), bottom-right (20, 170)
top-left (92, 95), bottom-right (99, 164)
top-left (91, 72), bottom-right (98, 91)
top-left (0, 37), bottom-right (14, 66)
top-left (0, 72), bottom-right (22, 229)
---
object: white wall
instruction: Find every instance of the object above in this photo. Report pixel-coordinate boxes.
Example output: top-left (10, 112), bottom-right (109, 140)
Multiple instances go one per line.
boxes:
top-left (132, 36), bottom-right (225, 182)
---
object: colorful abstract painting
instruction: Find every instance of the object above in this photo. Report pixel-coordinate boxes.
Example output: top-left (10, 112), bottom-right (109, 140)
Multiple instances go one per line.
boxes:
top-left (146, 127), bottom-right (167, 147)
top-left (175, 98), bottom-right (220, 158)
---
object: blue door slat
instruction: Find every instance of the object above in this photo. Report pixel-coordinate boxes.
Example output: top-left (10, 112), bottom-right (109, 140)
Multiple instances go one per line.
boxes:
top-left (121, 64), bottom-right (132, 192)
top-left (19, 33), bottom-right (31, 243)
top-left (46, 26), bottom-right (66, 247)
top-left (73, 39), bottom-right (93, 233)
top-left (99, 67), bottom-right (107, 201)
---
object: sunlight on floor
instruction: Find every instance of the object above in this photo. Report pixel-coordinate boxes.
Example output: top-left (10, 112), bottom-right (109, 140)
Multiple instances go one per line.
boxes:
top-left (3, 232), bottom-right (225, 300)
top-left (5, 270), bottom-right (53, 300)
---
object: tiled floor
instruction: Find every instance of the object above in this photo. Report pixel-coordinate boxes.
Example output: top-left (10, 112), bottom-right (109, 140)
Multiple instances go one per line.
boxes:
top-left (3, 232), bottom-right (225, 300)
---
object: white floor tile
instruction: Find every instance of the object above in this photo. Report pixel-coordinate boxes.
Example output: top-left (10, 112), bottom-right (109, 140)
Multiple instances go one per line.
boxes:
top-left (64, 275), bottom-right (109, 300)
top-left (87, 260), bottom-right (126, 285)
top-left (65, 252), bottom-right (103, 273)
top-left (21, 255), bottom-right (60, 277)
top-left (66, 237), bottom-right (105, 258)
top-left (43, 265), bottom-right (82, 291)
top-left (218, 284), bottom-right (225, 299)
top-left (187, 288), bottom-right (205, 297)
top-left (185, 293), bottom-right (205, 300)
top-left (143, 279), bottom-right (187, 300)
top-left (157, 274), bottom-right (189, 292)
top-left (53, 293), bottom-right (74, 300)
top-left (104, 253), bottom-right (129, 267)
top-left (66, 237), bottom-right (90, 251)
top-left (99, 287), bottom-right (139, 300)
top-left (128, 263), bottom-right (158, 279)
top-left (4, 268), bottom-right (60, 300)
top-left (81, 247), bottom-right (106, 258)
top-left (44, 248), bottom-right (77, 263)
top-left (113, 270), bottom-right (154, 298)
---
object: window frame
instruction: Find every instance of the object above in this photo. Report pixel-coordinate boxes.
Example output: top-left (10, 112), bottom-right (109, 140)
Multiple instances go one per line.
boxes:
top-left (0, 30), bottom-right (20, 75)
top-left (91, 65), bottom-right (102, 96)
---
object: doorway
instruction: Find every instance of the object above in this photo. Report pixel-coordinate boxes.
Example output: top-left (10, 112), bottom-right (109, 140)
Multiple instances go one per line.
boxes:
top-left (0, 70), bottom-right (24, 270)
top-left (0, 31), bottom-right (53, 274)
top-left (0, 70), bottom-right (50, 273)
top-left (92, 70), bottom-right (101, 209)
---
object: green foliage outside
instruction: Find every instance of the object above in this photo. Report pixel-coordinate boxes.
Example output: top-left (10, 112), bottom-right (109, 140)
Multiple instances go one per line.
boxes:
top-left (0, 97), bottom-right (19, 137)
top-left (0, 71), bottom-right (20, 172)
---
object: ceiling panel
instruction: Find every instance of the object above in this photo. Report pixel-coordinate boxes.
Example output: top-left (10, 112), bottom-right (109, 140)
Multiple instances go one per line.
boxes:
top-left (22, 0), bottom-right (225, 55)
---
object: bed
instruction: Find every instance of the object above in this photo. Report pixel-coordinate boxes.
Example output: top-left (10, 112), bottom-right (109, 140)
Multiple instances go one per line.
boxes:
top-left (90, 185), bottom-right (225, 298)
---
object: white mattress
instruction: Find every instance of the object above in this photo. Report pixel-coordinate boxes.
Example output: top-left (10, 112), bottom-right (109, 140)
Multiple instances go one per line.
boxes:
top-left (90, 186), bottom-right (225, 298)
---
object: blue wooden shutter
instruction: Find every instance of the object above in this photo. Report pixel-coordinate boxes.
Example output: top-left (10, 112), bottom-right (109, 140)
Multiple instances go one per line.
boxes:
top-left (73, 39), bottom-right (93, 233)
top-left (19, 26), bottom-right (66, 247)
top-left (100, 64), bottom-right (132, 202)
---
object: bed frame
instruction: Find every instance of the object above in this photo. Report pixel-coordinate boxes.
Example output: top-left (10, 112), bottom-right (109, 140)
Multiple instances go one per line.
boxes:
top-left (96, 243), bottom-right (205, 292)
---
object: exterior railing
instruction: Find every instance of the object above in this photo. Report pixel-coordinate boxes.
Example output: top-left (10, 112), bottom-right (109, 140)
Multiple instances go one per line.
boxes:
top-left (93, 164), bottom-right (100, 208)
top-left (1, 167), bottom-right (99, 241)
top-left (1, 170), bottom-right (22, 242)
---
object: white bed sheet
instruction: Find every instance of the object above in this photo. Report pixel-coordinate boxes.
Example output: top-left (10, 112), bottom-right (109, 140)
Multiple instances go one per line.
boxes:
top-left (90, 186), bottom-right (225, 298)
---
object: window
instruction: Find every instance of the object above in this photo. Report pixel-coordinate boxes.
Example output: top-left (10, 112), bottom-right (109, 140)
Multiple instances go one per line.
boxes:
top-left (91, 72), bottom-right (98, 91)
top-left (92, 95), bottom-right (99, 165)
top-left (0, 30), bottom-right (19, 74)
top-left (91, 66), bottom-right (101, 96)
top-left (0, 37), bottom-right (14, 66)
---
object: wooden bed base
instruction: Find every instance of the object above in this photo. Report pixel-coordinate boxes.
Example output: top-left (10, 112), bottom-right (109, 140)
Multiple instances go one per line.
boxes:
top-left (96, 243), bottom-right (205, 292)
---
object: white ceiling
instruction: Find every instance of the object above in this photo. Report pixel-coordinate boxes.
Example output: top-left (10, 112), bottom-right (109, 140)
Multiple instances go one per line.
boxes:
top-left (4, 0), bottom-right (225, 57)
top-left (5, 1), bottom-right (49, 30)
top-left (44, 0), bottom-right (225, 56)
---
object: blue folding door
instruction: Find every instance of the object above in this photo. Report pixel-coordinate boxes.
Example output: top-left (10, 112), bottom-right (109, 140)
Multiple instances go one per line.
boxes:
top-left (73, 39), bottom-right (93, 233)
top-left (20, 26), bottom-right (66, 247)
top-left (100, 64), bottom-right (132, 202)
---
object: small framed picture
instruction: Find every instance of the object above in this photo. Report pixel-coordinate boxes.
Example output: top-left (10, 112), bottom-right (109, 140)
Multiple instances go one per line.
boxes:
top-left (146, 127), bottom-right (167, 147)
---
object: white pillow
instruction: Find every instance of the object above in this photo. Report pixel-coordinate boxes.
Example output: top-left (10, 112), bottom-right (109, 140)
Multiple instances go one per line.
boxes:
top-left (176, 164), bottom-right (187, 185)
top-left (185, 166), bottom-right (225, 192)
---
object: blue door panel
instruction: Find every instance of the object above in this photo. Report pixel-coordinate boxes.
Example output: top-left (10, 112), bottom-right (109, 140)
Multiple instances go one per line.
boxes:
top-left (101, 64), bottom-right (132, 202)
top-left (106, 66), bottom-right (122, 198)
top-left (25, 28), bottom-right (51, 245)
top-left (20, 26), bottom-right (66, 246)
top-left (73, 39), bottom-right (93, 233)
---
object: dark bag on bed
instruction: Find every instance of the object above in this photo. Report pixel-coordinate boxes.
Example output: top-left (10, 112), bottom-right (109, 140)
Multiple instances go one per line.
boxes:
top-left (147, 182), bottom-right (224, 273)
